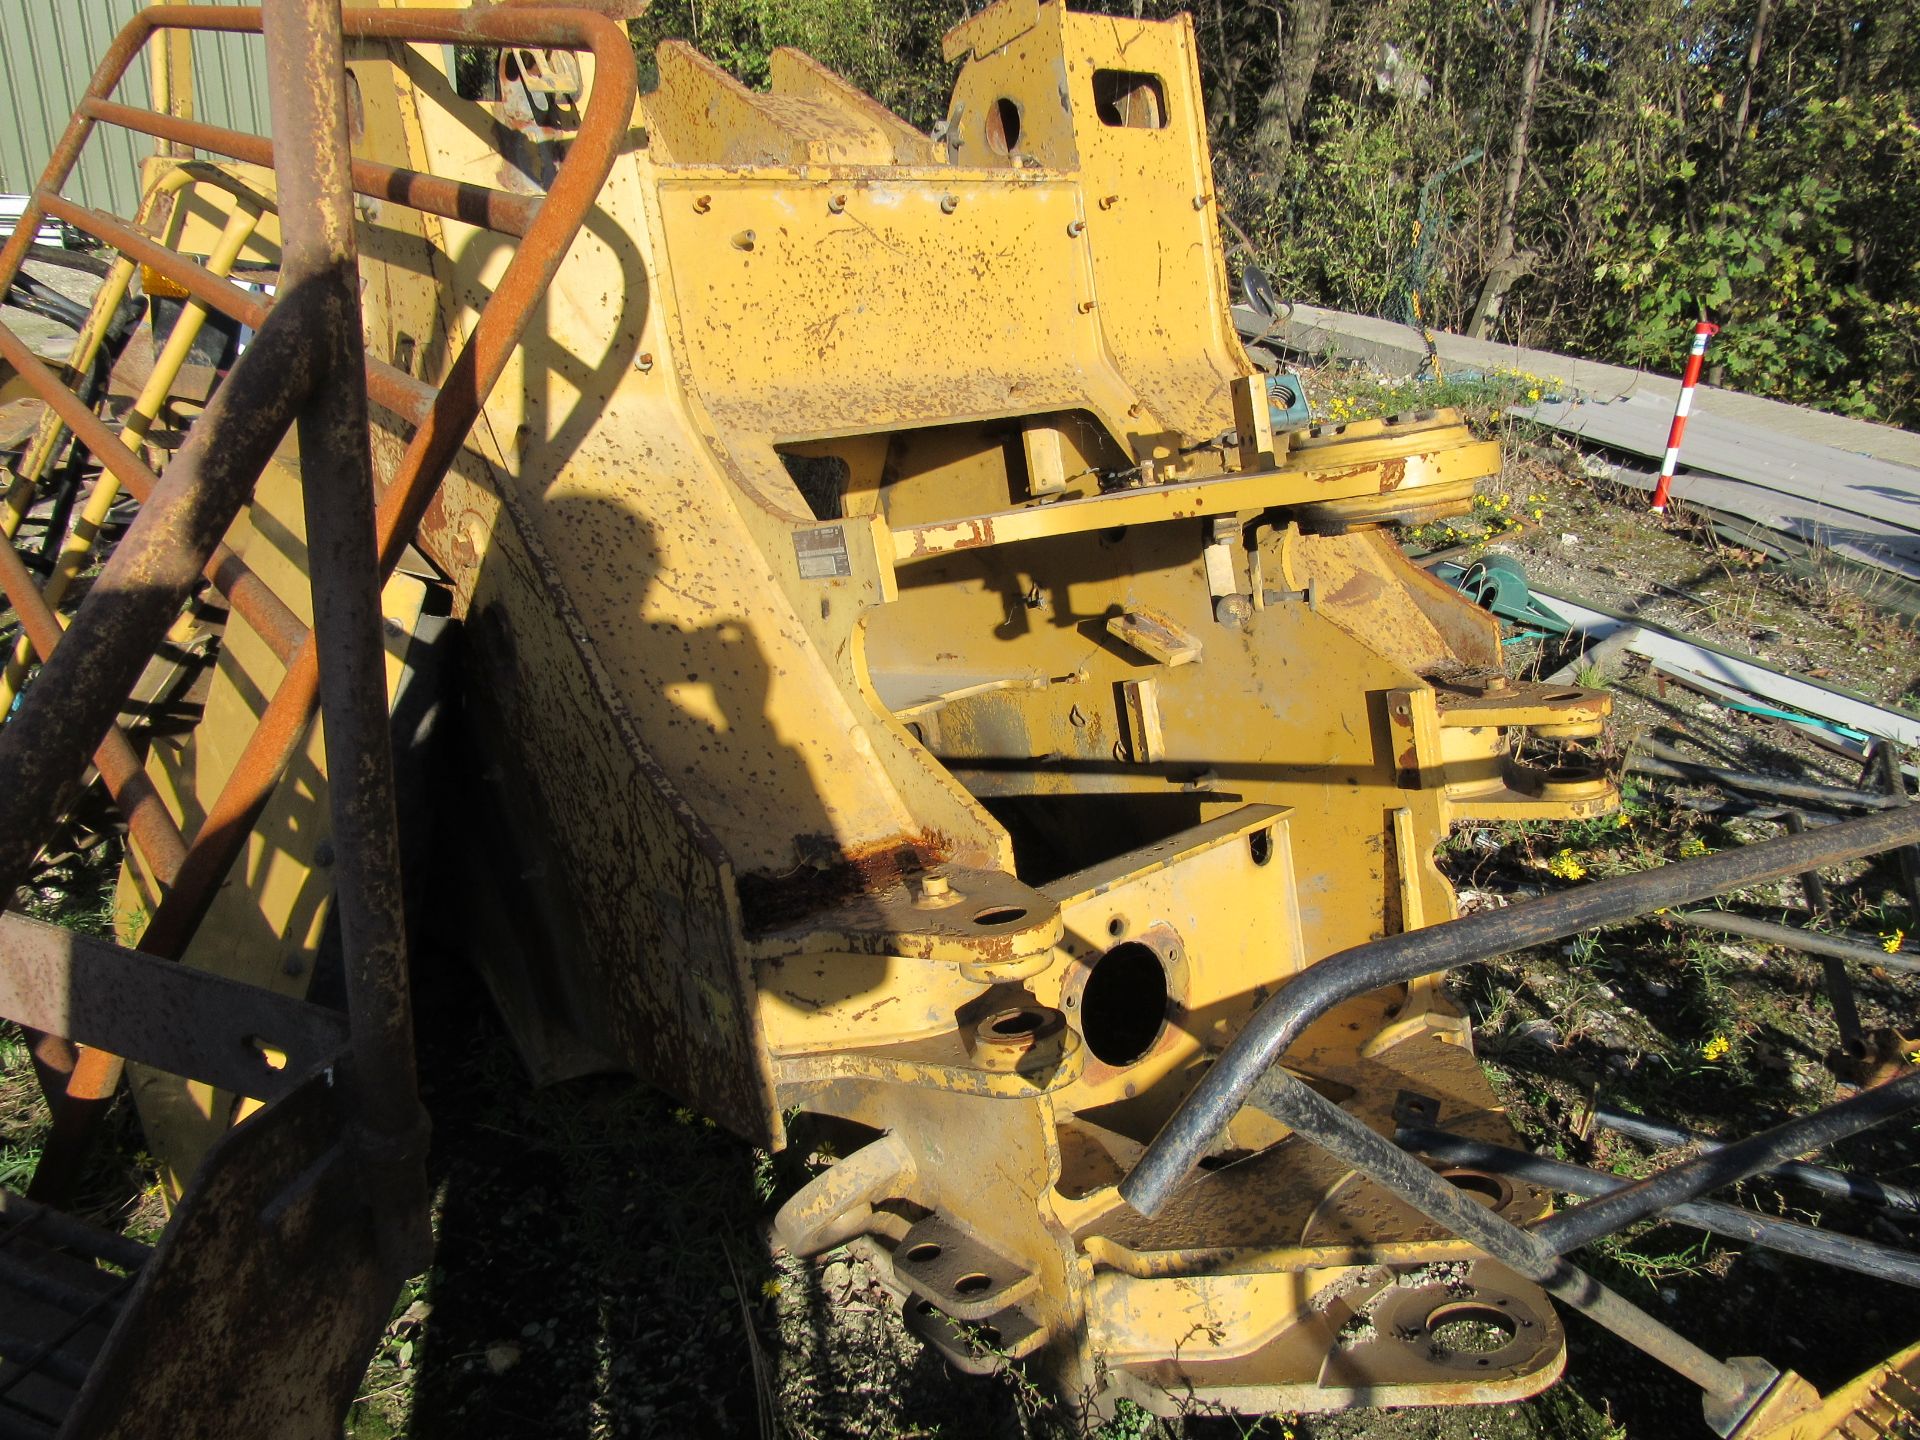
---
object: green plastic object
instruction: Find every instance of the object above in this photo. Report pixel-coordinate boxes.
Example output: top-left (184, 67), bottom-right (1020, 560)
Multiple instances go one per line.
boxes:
top-left (1432, 555), bottom-right (1572, 637)
top-left (1267, 372), bottom-right (1313, 429)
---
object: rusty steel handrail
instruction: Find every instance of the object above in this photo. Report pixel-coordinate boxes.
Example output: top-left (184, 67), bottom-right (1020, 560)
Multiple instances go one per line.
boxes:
top-left (0, 3), bottom-right (638, 1201)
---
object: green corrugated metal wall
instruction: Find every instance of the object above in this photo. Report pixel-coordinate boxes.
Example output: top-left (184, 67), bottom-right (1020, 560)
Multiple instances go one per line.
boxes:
top-left (0, 0), bottom-right (272, 216)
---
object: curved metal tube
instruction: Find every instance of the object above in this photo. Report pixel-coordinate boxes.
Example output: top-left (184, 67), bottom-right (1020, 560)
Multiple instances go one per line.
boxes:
top-left (1121, 803), bottom-right (1920, 1217)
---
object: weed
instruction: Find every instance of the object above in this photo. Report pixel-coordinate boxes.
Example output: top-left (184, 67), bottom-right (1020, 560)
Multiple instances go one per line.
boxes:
top-left (0, 1025), bottom-right (43, 1190)
top-left (1588, 1227), bottom-right (1714, 1293)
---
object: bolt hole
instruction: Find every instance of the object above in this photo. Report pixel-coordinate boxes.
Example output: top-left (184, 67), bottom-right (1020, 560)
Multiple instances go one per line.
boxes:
top-left (985, 96), bottom-right (1022, 155)
top-left (1107, 915), bottom-right (1127, 938)
top-left (915, 1299), bottom-right (939, 1317)
top-left (905, 1242), bottom-right (942, 1264)
top-left (1196, 1148), bottom-right (1253, 1171)
top-left (953, 1272), bottom-right (993, 1296)
top-left (1248, 828), bottom-right (1273, 866)
top-left (1425, 1303), bottom-right (1518, 1358)
top-left (1080, 941), bottom-right (1169, 1066)
top-left (986, 1009), bottom-right (1045, 1038)
top-left (973, 905), bottom-right (1027, 927)
top-left (1440, 1170), bottom-right (1512, 1210)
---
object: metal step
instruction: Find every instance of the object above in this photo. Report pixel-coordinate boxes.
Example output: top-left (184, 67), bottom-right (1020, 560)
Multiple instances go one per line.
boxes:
top-left (0, 1189), bottom-right (150, 1440)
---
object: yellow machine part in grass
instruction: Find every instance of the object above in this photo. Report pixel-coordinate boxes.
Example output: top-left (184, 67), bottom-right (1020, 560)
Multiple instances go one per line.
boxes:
top-left (127, 0), bottom-right (1629, 1415)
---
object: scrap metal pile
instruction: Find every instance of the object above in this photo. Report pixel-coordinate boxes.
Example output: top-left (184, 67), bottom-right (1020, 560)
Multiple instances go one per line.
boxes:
top-left (0, 2), bottom-right (1915, 1436)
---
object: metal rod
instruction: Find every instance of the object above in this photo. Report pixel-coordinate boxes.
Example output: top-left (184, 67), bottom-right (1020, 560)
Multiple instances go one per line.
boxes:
top-left (83, 95), bottom-right (539, 237)
top-left (1629, 748), bottom-right (1897, 812)
top-left (1253, 1070), bottom-right (1758, 1410)
top-left (261, 0), bottom-right (426, 1263)
top-left (124, 4), bottom-right (637, 961)
top-left (1123, 804), bottom-right (1920, 1217)
top-left (0, 321), bottom-right (307, 664)
top-left (0, 290), bottom-right (322, 910)
top-left (1399, 1127), bottom-right (1920, 1288)
top-left (11, 1), bottom-right (636, 1194)
top-left (1783, 809), bottom-right (1865, 1057)
top-left (36, 191), bottom-right (436, 426)
top-left (0, 524), bottom-right (187, 886)
top-left (0, 1188), bottom-right (149, 1270)
top-left (5, 168), bottom-right (220, 544)
top-left (1869, 741), bottom-right (1920, 918)
top-left (1665, 908), bottom-right (1920, 975)
top-left (1589, 1106), bottom-right (1920, 1216)
top-left (1539, 1077), bottom-right (1920, 1253)
top-left (0, 198), bottom-right (265, 714)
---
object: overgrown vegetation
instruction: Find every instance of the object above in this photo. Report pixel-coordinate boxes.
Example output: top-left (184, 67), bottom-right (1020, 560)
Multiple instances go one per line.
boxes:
top-left (629, 0), bottom-right (1920, 428)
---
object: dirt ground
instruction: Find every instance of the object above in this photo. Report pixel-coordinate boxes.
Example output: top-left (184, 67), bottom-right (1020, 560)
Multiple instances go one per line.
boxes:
top-left (4, 359), bottom-right (1919, 1440)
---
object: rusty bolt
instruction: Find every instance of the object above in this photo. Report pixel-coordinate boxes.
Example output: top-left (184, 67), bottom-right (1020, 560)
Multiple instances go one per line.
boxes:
top-left (1067, 219), bottom-right (1086, 237)
top-left (634, 351), bottom-right (654, 373)
top-left (1078, 300), bottom-right (1096, 314)
top-left (1127, 402), bottom-right (1144, 419)
top-left (940, 193), bottom-right (959, 214)
top-left (731, 229), bottom-right (756, 251)
top-left (827, 194), bottom-right (846, 214)
top-left (1192, 193), bottom-right (1211, 210)
top-left (693, 194), bottom-right (711, 213)
top-left (1099, 194), bottom-right (1119, 210)
top-left (912, 873), bottom-right (962, 908)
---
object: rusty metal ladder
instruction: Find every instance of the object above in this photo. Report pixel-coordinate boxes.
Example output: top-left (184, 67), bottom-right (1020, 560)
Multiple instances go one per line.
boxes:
top-left (0, 4), bottom-right (634, 1435)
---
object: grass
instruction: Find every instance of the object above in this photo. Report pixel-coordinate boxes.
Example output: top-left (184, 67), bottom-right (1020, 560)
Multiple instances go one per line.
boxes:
top-left (0, 1026), bottom-right (43, 1190)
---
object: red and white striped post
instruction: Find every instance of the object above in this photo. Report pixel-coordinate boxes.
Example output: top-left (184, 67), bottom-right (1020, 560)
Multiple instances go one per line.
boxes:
top-left (1650, 320), bottom-right (1721, 513)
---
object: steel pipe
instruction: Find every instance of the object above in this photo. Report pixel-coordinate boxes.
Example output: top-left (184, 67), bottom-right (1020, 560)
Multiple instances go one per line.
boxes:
top-left (128, 4), bottom-right (638, 961)
top-left (1538, 1075), bottom-right (1920, 1252)
top-left (1665, 907), bottom-right (1920, 975)
top-left (1590, 1106), bottom-right (1920, 1216)
top-left (1123, 804), bottom-right (1920, 1217)
top-left (1630, 750), bottom-right (1898, 812)
top-left (84, 96), bottom-right (539, 237)
top-left (6, 2), bottom-right (636, 1197)
top-left (0, 507), bottom-right (187, 886)
top-left (1250, 1069), bottom-right (1762, 1415)
top-left (261, 0), bottom-right (427, 1265)
top-left (0, 285), bottom-right (328, 907)
top-left (1782, 809), bottom-right (1865, 1058)
top-left (0, 321), bottom-right (307, 664)
top-left (38, 192), bottom-right (437, 426)
top-left (1400, 1127), bottom-right (1920, 1289)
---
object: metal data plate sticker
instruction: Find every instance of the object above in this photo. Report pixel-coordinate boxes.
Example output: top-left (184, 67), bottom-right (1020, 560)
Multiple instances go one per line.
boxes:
top-left (793, 526), bottom-right (851, 580)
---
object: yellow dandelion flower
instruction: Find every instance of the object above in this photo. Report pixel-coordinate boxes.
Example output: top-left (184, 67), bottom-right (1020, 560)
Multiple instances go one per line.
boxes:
top-left (1547, 850), bottom-right (1587, 881)
top-left (1527, 387), bottom-right (1542, 402)
top-left (761, 1278), bottom-right (784, 1300)
top-left (1615, 813), bottom-right (1630, 827)
top-left (1883, 929), bottom-right (1906, 954)
top-left (1530, 507), bottom-right (1544, 520)
top-left (1701, 1035), bottom-right (1731, 1063)
top-left (1678, 837), bottom-right (1710, 858)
